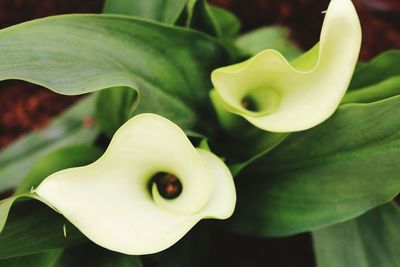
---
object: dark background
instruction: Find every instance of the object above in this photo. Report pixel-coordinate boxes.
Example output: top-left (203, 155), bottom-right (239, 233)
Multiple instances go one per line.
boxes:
top-left (0, 0), bottom-right (399, 266)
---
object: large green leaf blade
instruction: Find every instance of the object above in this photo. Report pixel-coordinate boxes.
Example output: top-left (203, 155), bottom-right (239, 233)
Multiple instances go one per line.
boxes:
top-left (209, 5), bottom-right (240, 39)
top-left (342, 76), bottom-right (400, 104)
top-left (0, 144), bottom-right (102, 259)
top-left (15, 145), bottom-right (103, 194)
top-left (0, 244), bottom-right (143, 267)
top-left (56, 244), bottom-right (143, 267)
top-left (0, 241), bottom-right (143, 267)
top-left (0, 14), bottom-right (229, 132)
top-left (313, 203), bottom-right (400, 267)
top-left (342, 50), bottom-right (400, 104)
top-left (0, 95), bottom-right (99, 193)
top-left (0, 199), bottom-right (86, 259)
top-left (349, 50), bottom-right (400, 90)
top-left (229, 96), bottom-right (400, 237)
top-left (235, 27), bottom-right (301, 60)
top-left (187, 0), bottom-right (221, 37)
top-left (95, 87), bottom-right (137, 138)
top-left (0, 249), bottom-right (62, 267)
top-left (186, 1), bottom-right (240, 40)
top-left (103, 0), bottom-right (187, 24)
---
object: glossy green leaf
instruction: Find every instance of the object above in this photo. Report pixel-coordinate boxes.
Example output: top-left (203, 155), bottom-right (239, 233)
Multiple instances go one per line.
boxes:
top-left (187, 0), bottom-right (240, 40)
top-left (0, 199), bottom-right (86, 259)
top-left (0, 195), bottom-right (32, 233)
top-left (101, 0), bottom-right (190, 137)
top-left (187, 0), bottom-right (220, 37)
top-left (15, 145), bottom-right (103, 194)
top-left (95, 87), bottom-right (137, 137)
top-left (143, 222), bottom-right (215, 267)
top-left (187, 0), bottom-right (240, 39)
top-left (0, 144), bottom-right (102, 258)
top-left (0, 95), bottom-right (99, 193)
top-left (229, 96), bottom-right (400, 237)
top-left (0, 249), bottom-right (62, 267)
top-left (103, 0), bottom-right (187, 24)
top-left (236, 27), bottom-right (301, 60)
top-left (313, 203), bottom-right (400, 267)
top-left (342, 50), bottom-right (400, 104)
top-left (209, 5), bottom-right (240, 39)
top-left (0, 15), bottom-right (229, 132)
top-left (0, 243), bottom-right (143, 267)
top-left (56, 243), bottom-right (142, 267)
top-left (349, 50), bottom-right (400, 90)
top-left (342, 76), bottom-right (400, 104)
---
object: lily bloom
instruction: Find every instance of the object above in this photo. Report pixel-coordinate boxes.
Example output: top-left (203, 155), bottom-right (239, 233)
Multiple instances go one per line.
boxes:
top-left (211, 0), bottom-right (362, 132)
top-left (36, 113), bottom-right (236, 255)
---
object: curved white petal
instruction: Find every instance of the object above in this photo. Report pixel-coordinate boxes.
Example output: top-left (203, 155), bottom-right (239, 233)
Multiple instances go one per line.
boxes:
top-left (196, 149), bottom-right (236, 219)
top-left (211, 0), bottom-right (361, 132)
top-left (36, 114), bottom-right (235, 255)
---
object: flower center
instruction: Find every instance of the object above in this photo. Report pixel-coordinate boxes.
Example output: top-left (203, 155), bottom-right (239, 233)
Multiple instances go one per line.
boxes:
top-left (241, 96), bottom-right (259, 112)
top-left (151, 172), bottom-right (182, 199)
top-left (240, 89), bottom-right (281, 115)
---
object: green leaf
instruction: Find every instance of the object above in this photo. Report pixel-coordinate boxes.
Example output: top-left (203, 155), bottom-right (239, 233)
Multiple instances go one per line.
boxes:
top-left (103, 0), bottom-right (188, 25)
top-left (313, 203), bottom-right (400, 267)
top-left (15, 145), bottom-right (103, 194)
top-left (0, 195), bottom-right (26, 233)
top-left (102, 0), bottom-right (195, 137)
top-left (0, 250), bottom-right (62, 267)
top-left (209, 5), bottom-right (240, 39)
top-left (0, 231), bottom-right (143, 267)
top-left (349, 50), bottom-right (400, 90)
top-left (143, 221), bottom-right (215, 267)
top-left (342, 76), bottom-right (400, 104)
top-left (0, 95), bottom-right (99, 193)
top-left (209, 89), bottom-right (289, 165)
top-left (235, 27), bottom-right (301, 60)
top-left (0, 15), bottom-right (229, 132)
top-left (0, 199), bottom-right (86, 259)
top-left (95, 87), bottom-right (137, 138)
top-left (56, 243), bottom-right (142, 267)
top-left (187, 0), bottom-right (240, 39)
top-left (342, 51), bottom-right (400, 104)
top-left (0, 243), bottom-right (143, 267)
top-left (184, 1), bottom-right (241, 74)
top-left (187, 0), bottom-right (220, 37)
top-left (228, 96), bottom-right (400, 237)
top-left (0, 144), bottom-right (102, 258)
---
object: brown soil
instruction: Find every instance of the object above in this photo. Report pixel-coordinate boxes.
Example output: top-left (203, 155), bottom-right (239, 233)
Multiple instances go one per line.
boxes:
top-left (0, 0), bottom-right (103, 148)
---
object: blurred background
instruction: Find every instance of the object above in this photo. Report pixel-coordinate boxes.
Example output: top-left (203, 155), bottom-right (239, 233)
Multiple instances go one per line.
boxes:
top-left (0, 0), bottom-right (399, 266)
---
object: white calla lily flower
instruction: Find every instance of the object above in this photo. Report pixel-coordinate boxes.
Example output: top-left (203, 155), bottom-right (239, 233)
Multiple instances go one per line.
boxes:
top-left (211, 0), bottom-right (362, 132)
top-left (36, 113), bottom-right (236, 255)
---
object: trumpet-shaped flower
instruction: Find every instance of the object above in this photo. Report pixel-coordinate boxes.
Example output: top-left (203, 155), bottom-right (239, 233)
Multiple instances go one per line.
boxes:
top-left (36, 113), bottom-right (236, 255)
top-left (211, 0), bottom-right (362, 132)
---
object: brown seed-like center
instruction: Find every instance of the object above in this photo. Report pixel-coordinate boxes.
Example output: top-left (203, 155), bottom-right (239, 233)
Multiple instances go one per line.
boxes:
top-left (151, 172), bottom-right (182, 199)
top-left (241, 96), bottom-right (259, 112)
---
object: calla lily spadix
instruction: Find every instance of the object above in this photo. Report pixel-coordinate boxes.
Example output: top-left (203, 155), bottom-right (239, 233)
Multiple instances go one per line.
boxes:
top-left (211, 0), bottom-right (362, 132)
top-left (35, 113), bottom-right (236, 255)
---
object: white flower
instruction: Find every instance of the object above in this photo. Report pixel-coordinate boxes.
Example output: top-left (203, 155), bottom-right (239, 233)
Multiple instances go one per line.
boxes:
top-left (36, 113), bottom-right (236, 255)
top-left (211, 0), bottom-right (362, 132)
